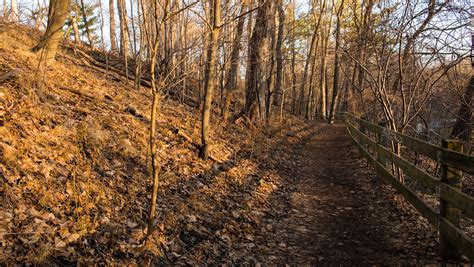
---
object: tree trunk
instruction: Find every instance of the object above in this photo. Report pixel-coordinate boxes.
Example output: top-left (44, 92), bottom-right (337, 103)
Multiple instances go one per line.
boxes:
top-left (9, 0), bottom-right (18, 21)
top-left (109, 0), bottom-right (118, 52)
top-left (264, 2), bottom-right (277, 121)
top-left (319, 24), bottom-right (328, 119)
top-left (299, 22), bottom-right (318, 116)
top-left (117, 0), bottom-right (130, 80)
top-left (200, 0), bottom-right (220, 160)
top-left (143, 0), bottom-right (170, 240)
top-left (32, 0), bottom-right (70, 66)
top-left (305, 0), bottom-right (325, 120)
top-left (290, 0), bottom-right (297, 114)
top-left (71, 13), bottom-right (82, 45)
top-left (328, 0), bottom-right (344, 124)
top-left (354, 0), bottom-right (373, 114)
top-left (319, 0), bottom-right (333, 119)
top-left (2, 0), bottom-right (7, 18)
top-left (450, 76), bottom-right (473, 141)
top-left (273, 0), bottom-right (285, 108)
top-left (79, 0), bottom-right (94, 46)
top-left (128, 0), bottom-right (136, 56)
top-left (222, 0), bottom-right (248, 120)
top-left (242, 0), bottom-right (274, 120)
top-left (134, 0), bottom-right (143, 90)
top-left (117, 0), bottom-right (129, 57)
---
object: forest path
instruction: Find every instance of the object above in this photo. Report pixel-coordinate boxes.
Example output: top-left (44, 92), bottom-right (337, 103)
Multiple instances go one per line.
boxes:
top-left (258, 123), bottom-right (439, 265)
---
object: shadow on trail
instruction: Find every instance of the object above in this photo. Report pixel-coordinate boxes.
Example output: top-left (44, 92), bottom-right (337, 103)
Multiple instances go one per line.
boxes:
top-left (259, 123), bottom-right (400, 265)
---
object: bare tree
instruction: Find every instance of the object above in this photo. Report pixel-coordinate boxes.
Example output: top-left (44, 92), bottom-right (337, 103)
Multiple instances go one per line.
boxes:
top-left (200, 0), bottom-right (220, 160)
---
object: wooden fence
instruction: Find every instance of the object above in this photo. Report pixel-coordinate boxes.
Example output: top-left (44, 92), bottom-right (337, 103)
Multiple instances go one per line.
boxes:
top-left (344, 114), bottom-right (474, 261)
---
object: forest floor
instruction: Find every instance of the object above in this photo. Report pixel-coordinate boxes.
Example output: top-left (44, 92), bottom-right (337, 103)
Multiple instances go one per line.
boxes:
top-left (1, 24), bottom-right (470, 265)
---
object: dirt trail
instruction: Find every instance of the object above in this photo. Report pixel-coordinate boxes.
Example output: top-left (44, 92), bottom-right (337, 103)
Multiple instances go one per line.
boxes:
top-left (255, 123), bottom-right (439, 265)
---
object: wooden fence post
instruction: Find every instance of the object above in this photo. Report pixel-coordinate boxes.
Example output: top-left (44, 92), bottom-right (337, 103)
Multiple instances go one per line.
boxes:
top-left (439, 139), bottom-right (463, 260)
top-left (377, 121), bottom-right (388, 167)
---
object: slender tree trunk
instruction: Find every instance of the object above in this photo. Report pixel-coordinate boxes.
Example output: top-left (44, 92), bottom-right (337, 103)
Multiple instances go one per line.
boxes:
top-left (354, 0), bottom-right (373, 114)
top-left (117, 0), bottom-right (129, 56)
top-left (319, 28), bottom-right (328, 119)
top-left (32, 0), bottom-right (70, 66)
top-left (71, 13), bottom-right (82, 45)
top-left (99, 0), bottom-right (106, 51)
top-left (178, 9), bottom-right (188, 99)
top-left (2, 0), bottom-right (7, 18)
top-left (129, 0), bottom-right (137, 56)
top-left (305, 0), bottom-right (325, 120)
top-left (80, 0), bottom-right (94, 46)
top-left (109, 0), bottom-right (118, 52)
top-left (9, 0), bottom-right (18, 21)
top-left (117, 0), bottom-right (130, 80)
top-left (134, 0), bottom-right (143, 90)
top-left (451, 76), bottom-right (473, 141)
top-left (325, 66), bottom-right (330, 118)
top-left (450, 36), bottom-right (474, 141)
top-left (273, 0), bottom-right (285, 108)
top-left (200, 0), bottom-right (220, 160)
top-left (290, 3), bottom-right (297, 115)
top-left (143, 0), bottom-right (170, 240)
top-left (328, 0), bottom-right (344, 124)
top-left (299, 22), bottom-right (318, 116)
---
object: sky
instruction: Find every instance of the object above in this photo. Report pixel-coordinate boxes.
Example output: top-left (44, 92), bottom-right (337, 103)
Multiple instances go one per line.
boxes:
top-left (2, 0), bottom-right (469, 56)
top-left (3, 0), bottom-right (308, 49)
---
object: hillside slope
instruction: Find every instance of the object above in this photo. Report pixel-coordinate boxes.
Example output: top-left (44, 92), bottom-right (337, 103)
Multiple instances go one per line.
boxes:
top-left (0, 25), bottom-right (302, 264)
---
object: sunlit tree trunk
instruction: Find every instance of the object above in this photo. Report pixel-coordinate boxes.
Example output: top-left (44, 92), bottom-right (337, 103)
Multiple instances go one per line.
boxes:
top-left (9, 0), bottom-right (18, 21)
top-left (117, 0), bottom-right (130, 80)
top-left (200, 0), bottom-right (220, 160)
top-left (32, 0), bottom-right (70, 66)
top-left (319, 23), bottom-right (329, 119)
top-left (109, 0), bottom-right (118, 53)
top-left (71, 12), bottom-right (81, 45)
top-left (2, 0), bottom-right (7, 18)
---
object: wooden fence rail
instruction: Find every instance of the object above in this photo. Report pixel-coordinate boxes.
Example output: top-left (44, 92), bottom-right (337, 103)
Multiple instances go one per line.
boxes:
top-left (344, 114), bottom-right (474, 261)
